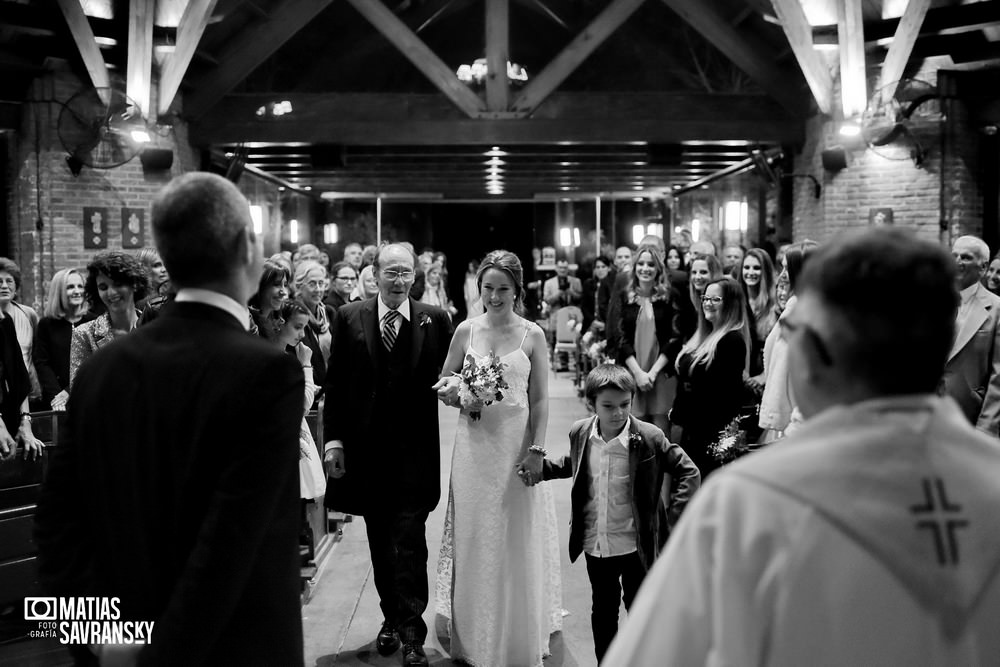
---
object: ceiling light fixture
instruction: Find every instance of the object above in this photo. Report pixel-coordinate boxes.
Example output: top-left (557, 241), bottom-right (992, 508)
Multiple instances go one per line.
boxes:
top-left (457, 59), bottom-right (528, 85)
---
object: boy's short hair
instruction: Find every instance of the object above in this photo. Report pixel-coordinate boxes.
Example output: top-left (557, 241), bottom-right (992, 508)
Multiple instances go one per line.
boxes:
top-left (584, 364), bottom-right (636, 402)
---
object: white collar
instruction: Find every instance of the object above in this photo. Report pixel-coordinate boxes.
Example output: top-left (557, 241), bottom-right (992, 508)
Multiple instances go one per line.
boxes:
top-left (175, 288), bottom-right (250, 331)
top-left (589, 415), bottom-right (631, 451)
top-left (377, 295), bottom-right (411, 321)
top-left (960, 281), bottom-right (980, 304)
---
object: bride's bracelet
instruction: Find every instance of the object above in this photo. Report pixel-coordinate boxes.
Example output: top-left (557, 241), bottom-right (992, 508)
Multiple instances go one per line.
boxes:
top-left (528, 444), bottom-right (547, 457)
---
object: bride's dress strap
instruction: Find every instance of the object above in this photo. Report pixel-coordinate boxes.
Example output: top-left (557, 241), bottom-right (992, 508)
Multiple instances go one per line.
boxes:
top-left (518, 321), bottom-right (530, 350)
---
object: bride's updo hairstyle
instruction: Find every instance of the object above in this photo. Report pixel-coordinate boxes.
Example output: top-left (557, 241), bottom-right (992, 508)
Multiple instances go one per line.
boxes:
top-left (476, 250), bottom-right (525, 314)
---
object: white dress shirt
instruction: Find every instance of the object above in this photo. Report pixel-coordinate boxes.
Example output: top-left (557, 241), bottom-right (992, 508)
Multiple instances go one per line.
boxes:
top-left (377, 294), bottom-right (410, 334)
top-left (955, 282), bottom-right (981, 335)
top-left (583, 416), bottom-right (637, 558)
top-left (174, 288), bottom-right (250, 331)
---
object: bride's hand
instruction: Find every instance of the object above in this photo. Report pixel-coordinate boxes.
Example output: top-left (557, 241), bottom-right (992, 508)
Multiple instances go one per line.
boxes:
top-left (516, 453), bottom-right (544, 486)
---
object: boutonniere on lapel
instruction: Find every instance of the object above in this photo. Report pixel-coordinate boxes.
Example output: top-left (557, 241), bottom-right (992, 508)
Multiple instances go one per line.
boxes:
top-left (419, 312), bottom-right (432, 328)
top-left (629, 431), bottom-right (642, 448)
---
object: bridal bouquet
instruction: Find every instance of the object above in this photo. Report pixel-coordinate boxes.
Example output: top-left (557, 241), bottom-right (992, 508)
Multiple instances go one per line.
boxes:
top-left (454, 352), bottom-right (509, 421)
top-left (707, 417), bottom-right (755, 464)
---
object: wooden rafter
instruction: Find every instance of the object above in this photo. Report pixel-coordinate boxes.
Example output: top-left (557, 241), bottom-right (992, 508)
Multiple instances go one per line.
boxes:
top-left (346, 0), bottom-right (485, 118)
top-left (55, 0), bottom-right (110, 92)
top-left (879, 0), bottom-right (933, 100)
top-left (512, 0), bottom-right (646, 114)
top-left (837, 0), bottom-right (866, 118)
top-left (486, 0), bottom-right (510, 111)
top-left (127, 0), bottom-right (155, 116)
top-left (184, 0), bottom-right (335, 119)
top-left (768, 0), bottom-right (833, 116)
top-left (663, 0), bottom-right (808, 117)
top-left (159, 0), bottom-right (219, 116)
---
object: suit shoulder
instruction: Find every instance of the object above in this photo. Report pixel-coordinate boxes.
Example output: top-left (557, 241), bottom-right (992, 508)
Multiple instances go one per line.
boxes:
top-left (632, 416), bottom-right (666, 440)
top-left (569, 417), bottom-right (591, 435)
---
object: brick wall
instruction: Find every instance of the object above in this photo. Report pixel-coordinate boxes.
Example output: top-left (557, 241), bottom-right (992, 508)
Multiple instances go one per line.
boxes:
top-left (8, 61), bottom-right (282, 309)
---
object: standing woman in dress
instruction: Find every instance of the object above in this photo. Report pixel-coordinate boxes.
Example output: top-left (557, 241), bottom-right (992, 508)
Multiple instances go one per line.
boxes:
top-left (433, 250), bottom-right (562, 667)
top-left (739, 248), bottom-right (778, 380)
top-left (680, 254), bottom-right (723, 341)
top-left (69, 252), bottom-right (147, 386)
top-left (34, 269), bottom-right (95, 410)
top-left (671, 277), bottom-right (749, 479)
top-left (615, 244), bottom-right (680, 433)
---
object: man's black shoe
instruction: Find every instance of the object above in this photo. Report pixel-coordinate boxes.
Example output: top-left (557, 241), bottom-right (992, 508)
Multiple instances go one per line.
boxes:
top-left (402, 643), bottom-right (428, 666)
top-left (375, 621), bottom-right (400, 656)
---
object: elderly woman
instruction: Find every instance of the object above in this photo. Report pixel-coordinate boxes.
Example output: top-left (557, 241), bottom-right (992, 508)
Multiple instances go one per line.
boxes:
top-left (34, 268), bottom-right (95, 410)
top-left (0, 257), bottom-right (41, 403)
top-left (0, 262), bottom-right (42, 461)
top-left (292, 260), bottom-right (332, 400)
top-left (249, 260), bottom-right (291, 337)
top-left (69, 252), bottom-right (147, 387)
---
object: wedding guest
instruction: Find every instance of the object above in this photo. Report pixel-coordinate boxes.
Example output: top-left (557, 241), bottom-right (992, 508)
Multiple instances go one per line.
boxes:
top-left (433, 250), bottom-right (561, 667)
top-left (264, 298), bottom-right (326, 501)
top-left (34, 269), bottom-right (95, 410)
top-left (358, 265), bottom-right (379, 300)
top-left (69, 252), bottom-right (147, 386)
top-left (537, 363), bottom-right (700, 662)
top-left (292, 260), bottom-right (332, 398)
top-left (324, 261), bottom-right (358, 310)
top-left (323, 243), bottom-right (454, 667)
top-left (614, 246), bottom-right (633, 273)
top-left (136, 246), bottom-right (170, 300)
top-left (986, 253), bottom-right (1000, 296)
top-left (739, 248), bottom-right (778, 379)
top-left (35, 172), bottom-right (304, 665)
top-left (0, 258), bottom-right (40, 402)
top-left (606, 228), bottom-right (1000, 666)
top-left (420, 261), bottom-right (457, 318)
top-left (665, 245), bottom-right (687, 273)
top-left (343, 242), bottom-right (364, 271)
top-left (249, 260), bottom-right (291, 336)
top-left (295, 243), bottom-right (321, 267)
top-left (0, 266), bottom-right (42, 461)
top-left (722, 245), bottom-right (745, 276)
top-left (616, 244), bottom-right (680, 433)
top-left (671, 277), bottom-right (749, 479)
top-left (463, 260), bottom-right (480, 316)
top-left (681, 254), bottom-right (724, 341)
top-left (581, 255), bottom-right (613, 333)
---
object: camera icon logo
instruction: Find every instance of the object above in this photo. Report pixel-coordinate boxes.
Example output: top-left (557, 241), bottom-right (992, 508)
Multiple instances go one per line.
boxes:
top-left (24, 597), bottom-right (57, 621)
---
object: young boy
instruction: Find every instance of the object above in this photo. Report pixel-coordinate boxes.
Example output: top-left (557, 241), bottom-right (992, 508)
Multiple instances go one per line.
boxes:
top-left (539, 363), bottom-right (701, 662)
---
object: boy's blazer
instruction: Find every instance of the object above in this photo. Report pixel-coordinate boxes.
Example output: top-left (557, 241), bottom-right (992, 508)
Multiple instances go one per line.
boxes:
top-left (542, 415), bottom-right (700, 570)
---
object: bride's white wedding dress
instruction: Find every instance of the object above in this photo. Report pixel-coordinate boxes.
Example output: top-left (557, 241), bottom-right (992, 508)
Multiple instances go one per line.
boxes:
top-left (436, 325), bottom-right (563, 667)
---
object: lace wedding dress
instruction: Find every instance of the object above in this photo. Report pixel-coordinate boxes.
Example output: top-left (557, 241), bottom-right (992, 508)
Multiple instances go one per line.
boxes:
top-left (436, 331), bottom-right (563, 666)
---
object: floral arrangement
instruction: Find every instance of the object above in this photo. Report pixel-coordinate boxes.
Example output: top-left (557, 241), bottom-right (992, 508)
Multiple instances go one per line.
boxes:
top-left (707, 417), bottom-right (754, 464)
top-left (419, 312), bottom-right (432, 327)
top-left (582, 330), bottom-right (611, 365)
top-left (454, 352), bottom-right (510, 421)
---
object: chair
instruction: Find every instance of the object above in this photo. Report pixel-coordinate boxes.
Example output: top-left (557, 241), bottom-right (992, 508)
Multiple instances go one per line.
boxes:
top-left (551, 306), bottom-right (583, 374)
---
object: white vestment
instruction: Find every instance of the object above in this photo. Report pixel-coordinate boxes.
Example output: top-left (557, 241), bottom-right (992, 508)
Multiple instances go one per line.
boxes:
top-left (604, 395), bottom-right (1000, 667)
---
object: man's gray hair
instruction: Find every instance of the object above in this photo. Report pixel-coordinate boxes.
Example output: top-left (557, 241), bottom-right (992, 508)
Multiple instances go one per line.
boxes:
top-left (954, 235), bottom-right (990, 264)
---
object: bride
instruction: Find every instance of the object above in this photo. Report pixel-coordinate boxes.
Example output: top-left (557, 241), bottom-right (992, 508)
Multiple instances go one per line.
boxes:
top-left (433, 250), bottom-right (562, 666)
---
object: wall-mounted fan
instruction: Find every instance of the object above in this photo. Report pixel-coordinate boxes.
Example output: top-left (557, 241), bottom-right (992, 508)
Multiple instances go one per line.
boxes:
top-left (58, 87), bottom-right (146, 171)
top-left (860, 78), bottom-right (941, 165)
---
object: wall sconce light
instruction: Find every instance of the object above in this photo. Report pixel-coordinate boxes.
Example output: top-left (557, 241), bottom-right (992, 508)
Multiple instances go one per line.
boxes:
top-left (249, 205), bottom-right (264, 235)
top-left (324, 223), bottom-right (339, 244)
top-left (559, 227), bottom-right (572, 247)
top-left (646, 223), bottom-right (663, 238)
top-left (632, 224), bottom-right (645, 246)
top-left (289, 219), bottom-right (298, 244)
top-left (723, 201), bottom-right (748, 233)
top-left (691, 218), bottom-right (701, 242)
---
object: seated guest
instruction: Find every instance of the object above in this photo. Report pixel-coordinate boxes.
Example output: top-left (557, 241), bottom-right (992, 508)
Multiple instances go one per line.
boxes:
top-left (0, 258), bottom-right (40, 402)
top-left (249, 260), bottom-right (291, 337)
top-left (324, 261), bottom-right (358, 310)
top-left (671, 277), bottom-right (749, 479)
top-left (69, 252), bottom-right (147, 386)
top-left (606, 227), bottom-right (1000, 666)
top-left (34, 269), bottom-right (95, 410)
top-left (292, 260), bottom-right (332, 400)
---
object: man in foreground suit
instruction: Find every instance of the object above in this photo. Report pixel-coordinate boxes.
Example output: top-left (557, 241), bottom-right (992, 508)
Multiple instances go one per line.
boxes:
top-left (942, 234), bottom-right (1000, 436)
top-left (324, 243), bottom-right (453, 667)
top-left (35, 172), bottom-right (304, 666)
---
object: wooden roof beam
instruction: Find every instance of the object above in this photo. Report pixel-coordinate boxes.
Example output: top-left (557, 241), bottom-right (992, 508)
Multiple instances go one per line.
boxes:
top-left (345, 0), bottom-right (485, 117)
top-left (768, 0), bottom-right (833, 116)
top-left (486, 0), bottom-right (510, 112)
top-left (878, 0), bottom-right (932, 101)
top-left (183, 0), bottom-right (335, 119)
top-left (813, 0), bottom-right (1000, 43)
top-left (127, 0), bottom-right (155, 117)
top-left (837, 0), bottom-right (866, 118)
top-left (158, 0), bottom-right (218, 116)
top-left (55, 0), bottom-right (110, 92)
top-left (512, 0), bottom-right (646, 114)
top-left (662, 0), bottom-right (810, 117)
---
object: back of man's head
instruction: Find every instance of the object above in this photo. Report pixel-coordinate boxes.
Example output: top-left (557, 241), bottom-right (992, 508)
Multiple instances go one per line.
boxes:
top-left (798, 228), bottom-right (957, 395)
top-left (152, 172), bottom-right (251, 288)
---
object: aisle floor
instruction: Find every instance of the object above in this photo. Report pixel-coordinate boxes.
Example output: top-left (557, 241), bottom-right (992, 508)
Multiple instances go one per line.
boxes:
top-left (303, 370), bottom-right (602, 667)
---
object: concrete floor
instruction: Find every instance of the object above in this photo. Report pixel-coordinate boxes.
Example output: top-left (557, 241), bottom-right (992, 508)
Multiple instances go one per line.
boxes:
top-left (302, 370), bottom-right (603, 667)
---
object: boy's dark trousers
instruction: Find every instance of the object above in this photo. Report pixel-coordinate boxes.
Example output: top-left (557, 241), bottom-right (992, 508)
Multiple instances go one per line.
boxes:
top-left (585, 551), bottom-right (647, 662)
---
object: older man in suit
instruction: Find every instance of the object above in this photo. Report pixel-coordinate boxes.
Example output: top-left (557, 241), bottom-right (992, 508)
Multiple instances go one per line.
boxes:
top-left (324, 243), bottom-right (453, 667)
top-left (942, 234), bottom-right (1000, 436)
top-left (34, 173), bottom-right (304, 666)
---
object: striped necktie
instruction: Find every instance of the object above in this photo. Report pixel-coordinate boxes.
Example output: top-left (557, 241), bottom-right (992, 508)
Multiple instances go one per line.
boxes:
top-left (382, 309), bottom-right (400, 351)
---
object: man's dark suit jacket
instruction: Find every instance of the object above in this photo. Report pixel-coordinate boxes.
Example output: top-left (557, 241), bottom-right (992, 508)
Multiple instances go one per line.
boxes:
top-left (324, 296), bottom-right (453, 516)
top-left (542, 415), bottom-right (700, 571)
top-left (35, 301), bottom-right (304, 666)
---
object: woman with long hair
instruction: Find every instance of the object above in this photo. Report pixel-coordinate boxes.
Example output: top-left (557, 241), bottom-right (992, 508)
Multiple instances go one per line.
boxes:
top-left (420, 261), bottom-right (458, 318)
top-left (738, 248), bottom-right (778, 378)
top-left (680, 254), bottom-right (724, 341)
top-left (615, 243), bottom-right (679, 432)
top-left (665, 245), bottom-right (687, 274)
top-left (671, 277), bottom-right (749, 479)
top-left (70, 252), bottom-right (147, 386)
top-left (249, 260), bottom-right (291, 337)
top-left (34, 268), bottom-right (95, 410)
top-left (358, 264), bottom-right (379, 300)
top-left (292, 260), bottom-right (333, 402)
top-left (434, 249), bottom-right (562, 667)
